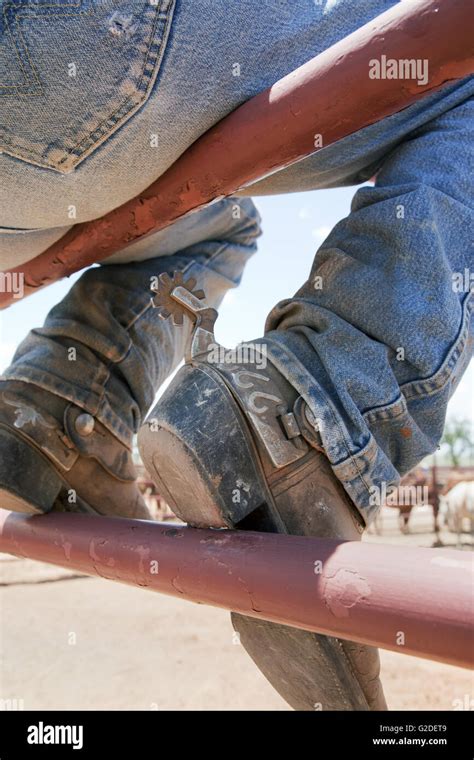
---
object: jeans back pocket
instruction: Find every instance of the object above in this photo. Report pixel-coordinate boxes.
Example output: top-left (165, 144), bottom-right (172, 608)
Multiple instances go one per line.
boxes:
top-left (0, 0), bottom-right (175, 173)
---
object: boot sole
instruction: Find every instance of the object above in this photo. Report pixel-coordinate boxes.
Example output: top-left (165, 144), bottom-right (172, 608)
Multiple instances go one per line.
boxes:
top-left (139, 363), bottom-right (285, 530)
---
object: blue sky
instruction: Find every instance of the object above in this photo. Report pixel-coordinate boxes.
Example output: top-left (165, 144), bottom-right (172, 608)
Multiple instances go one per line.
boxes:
top-left (1, 188), bottom-right (472, 432)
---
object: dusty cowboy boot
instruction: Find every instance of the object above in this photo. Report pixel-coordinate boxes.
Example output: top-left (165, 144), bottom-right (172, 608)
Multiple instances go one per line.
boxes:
top-left (138, 272), bottom-right (387, 711)
top-left (0, 380), bottom-right (150, 519)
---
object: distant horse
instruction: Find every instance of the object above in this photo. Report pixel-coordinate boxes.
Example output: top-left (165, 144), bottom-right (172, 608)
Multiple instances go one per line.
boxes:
top-left (440, 481), bottom-right (474, 548)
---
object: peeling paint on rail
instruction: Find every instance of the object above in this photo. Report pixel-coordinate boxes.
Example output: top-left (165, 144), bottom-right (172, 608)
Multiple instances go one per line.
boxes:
top-left (0, 508), bottom-right (472, 669)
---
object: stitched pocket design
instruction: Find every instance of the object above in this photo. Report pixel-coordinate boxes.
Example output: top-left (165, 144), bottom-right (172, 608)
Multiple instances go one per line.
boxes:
top-left (0, 0), bottom-right (176, 172)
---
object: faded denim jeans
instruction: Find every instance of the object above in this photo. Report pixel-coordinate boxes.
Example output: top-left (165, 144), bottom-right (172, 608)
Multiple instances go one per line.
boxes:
top-left (1, 1), bottom-right (473, 524)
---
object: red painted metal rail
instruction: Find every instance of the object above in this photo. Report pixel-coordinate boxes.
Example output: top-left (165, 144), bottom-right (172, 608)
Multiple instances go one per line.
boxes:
top-left (0, 508), bottom-right (472, 670)
top-left (1, 0), bottom-right (473, 308)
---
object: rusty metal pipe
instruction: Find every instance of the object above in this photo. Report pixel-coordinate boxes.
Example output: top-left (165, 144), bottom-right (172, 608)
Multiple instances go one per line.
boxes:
top-left (1, 0), bottom-right (473, 308)
top-left (1, 509), bottom-right (472, 669)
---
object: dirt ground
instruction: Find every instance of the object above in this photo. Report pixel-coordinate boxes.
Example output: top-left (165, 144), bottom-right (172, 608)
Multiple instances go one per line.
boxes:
top-left (1, 506), bottom-right (472, 711)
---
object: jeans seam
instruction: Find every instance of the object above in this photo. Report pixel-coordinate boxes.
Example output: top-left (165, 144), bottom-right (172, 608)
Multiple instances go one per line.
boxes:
top-left (360, 291), bottom-right (472, 422)
top-left (401, 291), bottom-right (473, 401)
top-left (363, 395), bottom-right (408, 425)
top-left (123, 299), bottom-right (155, 335)
top-left (318, 394), bottom-right (375, 498)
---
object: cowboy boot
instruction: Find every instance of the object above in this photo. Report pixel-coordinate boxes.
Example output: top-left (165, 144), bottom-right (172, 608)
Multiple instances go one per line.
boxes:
top-left (0, 380), bottom-right (150, 519)
top-left (138, 271), bottom-right (387, 710)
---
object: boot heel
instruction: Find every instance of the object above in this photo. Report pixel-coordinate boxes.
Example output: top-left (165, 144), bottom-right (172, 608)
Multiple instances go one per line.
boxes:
top-left (0, 426), bottom-right (63, 514)
top-left (138, 364), bottom-right (270, 528)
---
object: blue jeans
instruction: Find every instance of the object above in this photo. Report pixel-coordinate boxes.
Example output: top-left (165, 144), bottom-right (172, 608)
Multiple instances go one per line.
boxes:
top-left (1, 1), bottom-right (473, 523)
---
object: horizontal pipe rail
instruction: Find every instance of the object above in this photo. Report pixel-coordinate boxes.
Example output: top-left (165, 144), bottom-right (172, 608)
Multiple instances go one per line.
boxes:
top-left (1, 0), bottom-right (473, 308)
top-left (0, 508), bottom-right (472, 669)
